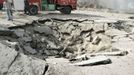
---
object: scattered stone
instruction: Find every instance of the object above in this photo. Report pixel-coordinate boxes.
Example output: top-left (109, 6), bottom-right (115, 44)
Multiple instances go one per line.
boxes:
top-left (0, 18), bottom-right (115, 59)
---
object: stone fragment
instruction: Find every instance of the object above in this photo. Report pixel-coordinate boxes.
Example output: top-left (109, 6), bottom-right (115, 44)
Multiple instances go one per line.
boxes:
top-left (95, 34), bottom-right (111, 52)
top-left (23, 45), bottom-right (37, 54)
top-left (92, 36), bottom-right (101, 45)
top-left (105, 29), bottom-right (128, 36)
top-left (34, 26), bottom-right (53, 35)
top-left (93, 23), bottom-right (105, 32)
top-left (79, 23), bottom-right (93, 31)
top-left (72, 56), bottom-right (111, 66)
top-left (14, 29), bottom-right (25, 37)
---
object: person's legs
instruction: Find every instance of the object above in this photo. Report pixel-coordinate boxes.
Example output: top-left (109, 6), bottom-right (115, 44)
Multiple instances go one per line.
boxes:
top-left (7, 9), bottom-right (10, 20)
top-left (7, 9), bottom-right (13, 21)
top-left (9, 10), bottom-right (13, 20)
top-left (24, 7), bottom-right (27, 14)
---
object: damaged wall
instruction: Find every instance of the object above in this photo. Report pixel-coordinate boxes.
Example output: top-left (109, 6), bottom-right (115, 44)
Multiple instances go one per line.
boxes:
top-left (97, 0), bottom-right (134, 13)
top-left (78, 0), bottom-right (134, 13)
top-left (78, 0), bottom-right (97, 8)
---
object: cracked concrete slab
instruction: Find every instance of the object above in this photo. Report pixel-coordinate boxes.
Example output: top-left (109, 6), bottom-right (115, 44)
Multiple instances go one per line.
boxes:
top-left (0, 42), bottom-right (47, 75)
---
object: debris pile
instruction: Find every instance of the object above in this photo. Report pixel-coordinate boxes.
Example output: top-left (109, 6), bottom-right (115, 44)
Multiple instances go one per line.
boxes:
top-left (0, 18), bottom-right (113, 59)
top-left (0, 19), bottom-right (114, 58)
top-left (58, 20), bottom-right (112, 55)
top-left (9, 22), bottom-right (63, 59)
top-left (0, 17), bottom-right (131, 75)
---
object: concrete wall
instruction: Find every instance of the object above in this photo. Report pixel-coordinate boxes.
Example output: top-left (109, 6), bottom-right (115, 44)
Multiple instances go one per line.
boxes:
top-left (13, 0), bottom-right (24, 10)
top-left (78, 0), bottom-right (134, 13)
top-left (97, 0), bottom-right (134, 13)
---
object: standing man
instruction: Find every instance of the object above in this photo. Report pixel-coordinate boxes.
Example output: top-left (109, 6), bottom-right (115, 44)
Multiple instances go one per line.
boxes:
top-left (4, 0), bottom-right (13, 21)
top-left (24, 0), bottom-right (30, 14)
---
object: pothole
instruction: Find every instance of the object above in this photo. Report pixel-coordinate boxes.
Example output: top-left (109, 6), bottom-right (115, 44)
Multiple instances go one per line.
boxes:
top-left (0, 18), bottom-right (114, 59)
top-left (0, 17), bottom-right (131, 75)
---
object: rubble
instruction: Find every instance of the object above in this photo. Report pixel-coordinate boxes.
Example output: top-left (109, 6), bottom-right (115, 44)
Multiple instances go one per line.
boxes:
top-left (72, 56), bottom-right (111, 66)
top-left (0, 42), bottom-right (48, 75)
top-left (34, 26), bottom-right (53, 34)
top-left (0, 18), bottom-right (125, 59)
top-left (0, 15), bottom-right (131, 75)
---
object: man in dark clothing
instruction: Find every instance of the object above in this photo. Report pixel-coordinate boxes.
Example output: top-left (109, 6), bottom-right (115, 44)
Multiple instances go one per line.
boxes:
top-left (24, 0), bottom-right (30, 14)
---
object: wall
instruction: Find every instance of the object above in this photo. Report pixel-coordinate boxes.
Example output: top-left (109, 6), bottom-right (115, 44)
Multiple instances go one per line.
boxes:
top-left (78, 0), bottom-right (134, 13)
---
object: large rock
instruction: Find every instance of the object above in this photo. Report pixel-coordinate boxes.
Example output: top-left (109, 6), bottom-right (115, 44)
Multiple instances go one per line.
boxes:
top-left (60, 22), bottom-right (76, 34)
top-left (0, 43), bottom-right (47, 75)
top-left (0, 43), bottom-right (18, 75)
top-left (92, 23), bottom-right (109, 33)
top-left (7, 54), bottom-right (47, 75)
top-left (13, 29), bottom-right (25, 37)
top-left (34, 26), bottom-right (53, 35)
top-left (79, 22), bottom-right (93, 32)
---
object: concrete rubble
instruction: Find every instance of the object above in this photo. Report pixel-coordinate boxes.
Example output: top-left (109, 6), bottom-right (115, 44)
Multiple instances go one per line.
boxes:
top-left (0, 42), bottom-right (48, 75)
top-left (72, 56), bottom-right (111, 66)
top-left (0, 18), bottom-right (114, 59)
top-left (0, 13), bottom-right (133, 75)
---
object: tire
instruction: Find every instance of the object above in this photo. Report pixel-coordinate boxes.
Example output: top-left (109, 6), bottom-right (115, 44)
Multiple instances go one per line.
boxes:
top-left (29, 5), bottom-right (38, 15)
top-left (60, 6), bottom-right (71, 14)
top-left (0, 4), bottom-right (3, 10)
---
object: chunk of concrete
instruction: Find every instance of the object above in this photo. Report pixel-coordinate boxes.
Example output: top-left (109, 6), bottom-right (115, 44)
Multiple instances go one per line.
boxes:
top-left (79, 23), bottom-right (93, 31)
top-left (93, 23), bottom-right (105, 32)
top-left (105, 29), bottom-right (128, 36)
top-left (0, 43), bottom-right (18, 74)
top-left (92, 36), bottom-right (101, 45)
top-left (14, 29), bottom-right (25, 37)
top-left (7, 54), bottom-right (47, 75)
top-left (72, 56), bottom-right (111, 66)
top-left (34, 26), bottom-right (53, 35)
top-left (23, 45), bottom-right (37, 54)
top-left (0, 43), bottom-right (48, 75)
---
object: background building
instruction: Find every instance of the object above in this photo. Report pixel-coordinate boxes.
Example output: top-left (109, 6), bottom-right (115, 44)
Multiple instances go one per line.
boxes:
top-left (78, 0), bottom-right (134, 13)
